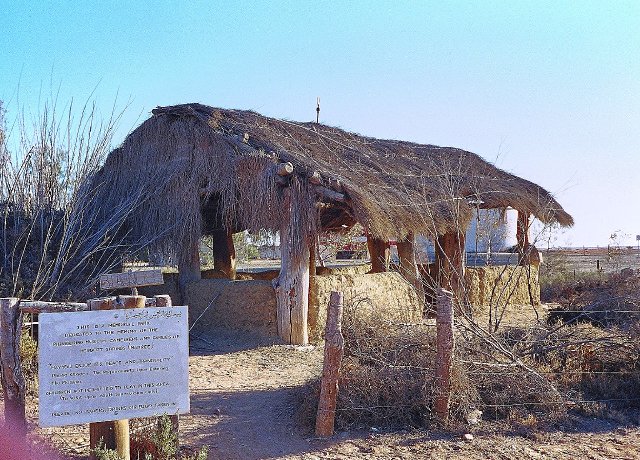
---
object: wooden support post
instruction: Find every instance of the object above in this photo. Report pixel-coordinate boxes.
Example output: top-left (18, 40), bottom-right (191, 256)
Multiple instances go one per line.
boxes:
top-left (367, 236), bottom-right (390, 273)
top-left (0, 298), bottom-right (26, 435)
top-left (315, 291), bottom-right (345, 437)
top-left (273, 190), bottom-right (310, 345)
top-left (435, 231), bottom-right (466, 299)
top-left (177, 237), bottom-right (201, 302)
top-left (396, 233), bottom-right (425, 308)
top-left (213, 228), bottom-right (236, 280)
top-left (516, 210), bottom-right (532, 266)
top-left (434, 288), bottom-right (455, 424)
top-left (88, 296), bottom-right (146, 460)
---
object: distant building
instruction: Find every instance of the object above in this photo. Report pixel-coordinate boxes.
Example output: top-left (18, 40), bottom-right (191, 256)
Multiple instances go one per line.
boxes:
top-left (415, 208), bottom-right (519, 264)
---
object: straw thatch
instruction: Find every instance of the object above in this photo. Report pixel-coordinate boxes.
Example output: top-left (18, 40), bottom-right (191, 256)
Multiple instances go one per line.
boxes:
top-left (90, 103), bottom-right (572, 261)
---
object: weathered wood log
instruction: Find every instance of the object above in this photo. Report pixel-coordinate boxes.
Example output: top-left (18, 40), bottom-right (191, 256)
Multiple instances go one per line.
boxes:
top-left (367, 236), bottom-right (390, 273)
top-left (397, 233), bottom-right (425, 308)
top-left (20, 301), bottom-right (89, 314)
top-left (177, 237), bottom-right (201, 302)
top-left (0, 298), bottom-right (26, 435)
top-left (88, 296), bottom-right (146, 460)
top-left (276, 162), bottom-right (294, 176)
top-left (434, 289), bottom-right (455, 423)
top-left (315, 291), bottom-right (345, 437)
top-left (272, 189), bottom-right (310, 345)
top-left (212, 228), bottom-right (236, 280)
top-left (435, 231), bottom-right (465, 299)
top-left (314, 185), bottom-right (347, 203)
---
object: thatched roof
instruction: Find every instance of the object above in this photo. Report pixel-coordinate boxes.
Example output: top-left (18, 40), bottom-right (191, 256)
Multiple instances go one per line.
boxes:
top-left (91, 103), bottom-right (572, 258)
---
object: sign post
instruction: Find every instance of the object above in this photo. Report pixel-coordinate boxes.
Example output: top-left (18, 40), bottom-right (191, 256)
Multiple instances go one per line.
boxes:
top-left (38, 304), bottom-right (189, 459)
top-left (36, 269), bottom-right (183, 460)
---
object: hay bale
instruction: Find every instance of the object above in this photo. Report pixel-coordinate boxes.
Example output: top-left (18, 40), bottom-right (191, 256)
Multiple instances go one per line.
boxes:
top-left (312, 272), bottom-right (422, 342)
top-left (465, 265), bottom-right (540, 310)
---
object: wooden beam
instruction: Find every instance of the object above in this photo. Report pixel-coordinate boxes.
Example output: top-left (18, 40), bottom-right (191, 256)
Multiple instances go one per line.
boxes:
top-left (396, 233), bottom-right (425, 309)
top-left (366, 236), bottom-right (390, 273)
top-left (0, 298), bottom-right (26, 436)
top-left (435, 231), bottom-right (466, 299)
top-left (273, 189), bottom-right (310, 345)
top-left (213, 229), bottom-right (237, 280)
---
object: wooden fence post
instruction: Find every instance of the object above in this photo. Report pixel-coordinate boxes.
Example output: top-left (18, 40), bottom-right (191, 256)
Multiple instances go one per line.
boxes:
top-left (88, 296), bottom-right (145, 460)
top-left (0, 298), bottom-right (26, 435)
top-left (434, 289), bottom-right (455, 423)
top-left (315, 291), bottom-right (345, 437)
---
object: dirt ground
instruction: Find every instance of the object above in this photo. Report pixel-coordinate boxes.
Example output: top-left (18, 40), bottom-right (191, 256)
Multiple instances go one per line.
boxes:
top-left (22, 326), bottom-right (640, 460)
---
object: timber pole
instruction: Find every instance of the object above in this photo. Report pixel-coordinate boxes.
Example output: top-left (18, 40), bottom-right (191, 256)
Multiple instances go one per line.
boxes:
top-left (88, 295), bottom-right (146, 460)
top-left (0, 297), bottom-right (26, 435)
top-left (516, 210), bottom-right (532, 266)
top-left (367, 236), bottom-right (390, 273)
top-left (397, 233), bottom-right (425, 309)
top-left (213, 228), bottom-right (237, 280)
top-left (315, 291), bottom-right (345, 437)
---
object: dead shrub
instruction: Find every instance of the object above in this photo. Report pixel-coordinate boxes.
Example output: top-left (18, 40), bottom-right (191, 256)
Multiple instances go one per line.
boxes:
top-left (527, 322), bottom-right (640, 410)
top-left (297, 298), bottom-right (477, 430)
top-left (299, 276), bottom-right (640, 431)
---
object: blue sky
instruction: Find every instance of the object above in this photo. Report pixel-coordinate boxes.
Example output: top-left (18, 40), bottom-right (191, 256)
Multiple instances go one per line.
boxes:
top-left (1, 1), bottom-right (638, 247)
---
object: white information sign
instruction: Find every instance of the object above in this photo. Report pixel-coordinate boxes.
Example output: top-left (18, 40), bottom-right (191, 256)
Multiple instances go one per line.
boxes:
top-left (38, 307), bottom-right (190, 427)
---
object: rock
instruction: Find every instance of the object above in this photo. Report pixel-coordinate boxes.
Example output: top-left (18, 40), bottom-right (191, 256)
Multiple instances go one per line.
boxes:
top-left (463, 433), bottom-right (474, 442)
